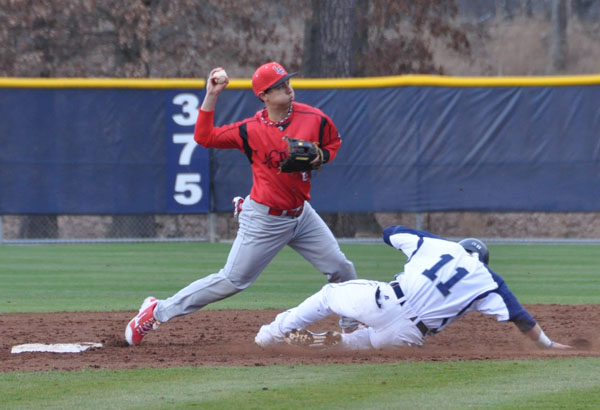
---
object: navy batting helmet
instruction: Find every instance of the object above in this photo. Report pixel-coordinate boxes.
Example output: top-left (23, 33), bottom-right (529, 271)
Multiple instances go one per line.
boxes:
top-left (459, 238), bottom-right (490, 265)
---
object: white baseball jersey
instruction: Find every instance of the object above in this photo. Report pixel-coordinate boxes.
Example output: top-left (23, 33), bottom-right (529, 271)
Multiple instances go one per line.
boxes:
top-left (383, 226), bottom-right (536, 333)
top-left (255, 225), bottom-right (536, 350)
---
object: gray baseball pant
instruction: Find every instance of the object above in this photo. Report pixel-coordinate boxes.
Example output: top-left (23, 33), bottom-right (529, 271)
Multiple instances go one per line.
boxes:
top-left (154, 197), bottom-right (356, 322)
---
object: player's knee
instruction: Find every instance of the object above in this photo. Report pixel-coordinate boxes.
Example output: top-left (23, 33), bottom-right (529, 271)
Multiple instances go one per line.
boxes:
top-left (340, 328), bottom-right (372, 350)
top-left (369, 334), bottom-right (389, 349)
top-left (369, 327), bottom-right (418, 349)
top-left (319, 283), bottom-right (336, 299)
top-left (327, 260), bottom-right (357, 283)
top-left (226, 270), bottom-right (257, 290)
top-left (215, 273), bottom-right (248, 295)
top-left (341, 259), bottom-right (357, 281)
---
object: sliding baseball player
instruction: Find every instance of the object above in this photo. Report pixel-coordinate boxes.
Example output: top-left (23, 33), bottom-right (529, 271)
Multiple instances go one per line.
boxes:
top-left (255, 225), bottom-right (571, 350)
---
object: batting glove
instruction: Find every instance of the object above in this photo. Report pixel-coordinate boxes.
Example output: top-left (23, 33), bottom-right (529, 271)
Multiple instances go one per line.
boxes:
top-left (232, 196), bottom-right (244, 218)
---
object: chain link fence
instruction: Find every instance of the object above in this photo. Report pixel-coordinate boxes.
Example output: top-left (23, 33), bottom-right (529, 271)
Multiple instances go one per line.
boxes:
top-left (0, 214), bottom-right (241, 244)
top-left (0, 213), bottom-right (387, 244)
top-left (2, 212), bottom-right (600, 244)
top-left (0, 213), bottom-right (413, 244)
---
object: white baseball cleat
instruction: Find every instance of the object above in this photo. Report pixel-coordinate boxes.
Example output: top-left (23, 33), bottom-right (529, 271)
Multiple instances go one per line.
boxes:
top-left (255, 324), bottom-right (284, 347)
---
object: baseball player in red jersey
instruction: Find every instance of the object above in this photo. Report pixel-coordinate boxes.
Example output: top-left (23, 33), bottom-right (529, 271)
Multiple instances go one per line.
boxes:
top-left (125, 62), bottom-right (358, 345)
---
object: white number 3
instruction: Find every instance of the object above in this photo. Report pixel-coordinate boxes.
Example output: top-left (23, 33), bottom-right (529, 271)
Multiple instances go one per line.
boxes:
top-left (172, 94), bottom-right (199, 126)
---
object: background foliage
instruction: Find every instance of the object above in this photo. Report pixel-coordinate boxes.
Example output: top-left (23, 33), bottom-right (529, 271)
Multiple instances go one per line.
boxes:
top-left (2, 0), bottom-right (598, 79)
top-left (1, 1), bottom-right (599, 238)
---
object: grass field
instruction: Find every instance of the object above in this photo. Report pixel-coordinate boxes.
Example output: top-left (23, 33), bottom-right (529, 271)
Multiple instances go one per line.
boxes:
top-left (1, 241), bottom-right (599, 409)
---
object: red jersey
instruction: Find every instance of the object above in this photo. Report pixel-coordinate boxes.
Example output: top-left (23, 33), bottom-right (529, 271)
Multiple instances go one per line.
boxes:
top-left (194, 102), bottom-right (342, 210)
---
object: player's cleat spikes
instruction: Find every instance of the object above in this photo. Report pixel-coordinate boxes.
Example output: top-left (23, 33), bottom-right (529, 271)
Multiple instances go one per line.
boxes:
top-left (284, 329), bottom-right (341, 348)
top-left (125, 297), bottom-right (160, 346)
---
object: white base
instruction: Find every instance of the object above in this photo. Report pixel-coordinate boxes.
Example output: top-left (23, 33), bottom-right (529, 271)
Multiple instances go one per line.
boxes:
top-left (11, 342), bottom-right (102, 354)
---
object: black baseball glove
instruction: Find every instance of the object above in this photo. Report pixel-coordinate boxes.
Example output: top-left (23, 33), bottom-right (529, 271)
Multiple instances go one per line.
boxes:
top-left (279, 136), bottom-right (323, 173)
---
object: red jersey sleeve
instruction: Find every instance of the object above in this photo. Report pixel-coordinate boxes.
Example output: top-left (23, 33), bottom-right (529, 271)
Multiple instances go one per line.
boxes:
top-left (193, 109), bottom-right (245, 150)
top-left (319, 113), bottom-right (342, 163)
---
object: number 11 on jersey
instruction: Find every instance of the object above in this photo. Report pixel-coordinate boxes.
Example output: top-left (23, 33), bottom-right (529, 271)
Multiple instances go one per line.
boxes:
top-left (422, 254), bottom-right (469, 297)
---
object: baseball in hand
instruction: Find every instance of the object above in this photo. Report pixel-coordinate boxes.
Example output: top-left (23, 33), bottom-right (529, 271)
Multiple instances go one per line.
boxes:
top-left (212, 69), bottom-right (228, 84)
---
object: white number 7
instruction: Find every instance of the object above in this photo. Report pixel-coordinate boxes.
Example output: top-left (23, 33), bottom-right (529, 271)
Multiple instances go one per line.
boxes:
top-left (173, 133), bottom-right (196, 165)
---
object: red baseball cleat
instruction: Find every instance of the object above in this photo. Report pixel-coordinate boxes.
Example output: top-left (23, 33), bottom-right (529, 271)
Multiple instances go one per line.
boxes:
top-left (125, 297), bottom-right (159, 346)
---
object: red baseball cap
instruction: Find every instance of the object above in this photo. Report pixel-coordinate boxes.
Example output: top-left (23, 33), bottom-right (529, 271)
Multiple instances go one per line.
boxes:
top-left (252, 62), bottom-right (297, 96)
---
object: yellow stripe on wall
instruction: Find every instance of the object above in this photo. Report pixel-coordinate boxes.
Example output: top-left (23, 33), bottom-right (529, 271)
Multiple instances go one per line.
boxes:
top-left (1, 74), bottom-right (600, 89)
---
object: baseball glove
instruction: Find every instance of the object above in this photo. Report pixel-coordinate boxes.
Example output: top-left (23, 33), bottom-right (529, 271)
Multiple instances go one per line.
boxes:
top-left (284, 329), bottom-right (341, 348)
top-left (279, 136), bottom-right (322, 173)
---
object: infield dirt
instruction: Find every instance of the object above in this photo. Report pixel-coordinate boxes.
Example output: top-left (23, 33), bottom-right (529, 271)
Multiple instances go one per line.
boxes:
top-left (1, 305), bottom-right (598, 372)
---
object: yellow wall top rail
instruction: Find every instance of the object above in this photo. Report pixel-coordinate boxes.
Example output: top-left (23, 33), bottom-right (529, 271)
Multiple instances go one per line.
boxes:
top-left (1, 74), bottom-right (600, 89)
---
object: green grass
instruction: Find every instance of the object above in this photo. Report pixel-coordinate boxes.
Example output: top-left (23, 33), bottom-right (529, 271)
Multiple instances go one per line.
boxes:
top-left (1, 358), bottom-right (599, 409)
top-left (0, 242), bottom-right (598, 313)
top-left (487, 243), bottom-right (600, 304)
top-left (1, 241), bottom-right (599, 409)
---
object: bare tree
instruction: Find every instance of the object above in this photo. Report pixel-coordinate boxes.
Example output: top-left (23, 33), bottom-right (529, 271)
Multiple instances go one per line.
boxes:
top-left (1, 0), bottom-right (471, 239)
top-left (302, 0), bottom-right (323, 77)
top-left (303, 0), bottom-right (357, 77)
top-left (302, 0), bottom-right (470, 237)
top-left (572, 0), bottom-right (598, 22)
top-left (304, 0), bottom-right (469, 78)
top-left (0, 0), bottom-right (304, 239)
top-left (550, 0), bottom-right (568, 72)
top-left (302, 0), bottom-right (363, 237)
top-left (354, 1), bottom-right (469, 76)
top-left (502, 0), bottom-right (514, 20)
top-left (523, 0), bottom-right (534, 18)
top-left (318, 0), bottom-right (356, 76)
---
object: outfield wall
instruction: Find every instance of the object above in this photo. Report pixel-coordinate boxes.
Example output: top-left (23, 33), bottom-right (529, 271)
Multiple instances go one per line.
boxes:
top-left (1, 75), bottom-right (599, 216)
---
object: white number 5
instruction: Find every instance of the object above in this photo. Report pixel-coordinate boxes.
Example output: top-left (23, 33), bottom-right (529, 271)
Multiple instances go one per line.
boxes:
top-left (174, 173), bottom-right (202, 205)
